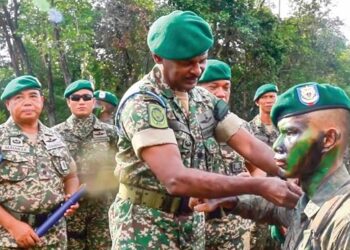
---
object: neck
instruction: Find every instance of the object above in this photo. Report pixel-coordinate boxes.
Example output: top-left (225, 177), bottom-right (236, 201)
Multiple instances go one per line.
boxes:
top-left (259, 111), bottom-right (272, 125)
top-left (301, 148), bottom-right (340, 198)
top-left (16, 120), bottom-right (39, 134)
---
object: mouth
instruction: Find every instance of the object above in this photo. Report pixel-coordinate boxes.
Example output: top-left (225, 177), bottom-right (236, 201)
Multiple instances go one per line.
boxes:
top-left (274, 154), bottom-right (287, 168)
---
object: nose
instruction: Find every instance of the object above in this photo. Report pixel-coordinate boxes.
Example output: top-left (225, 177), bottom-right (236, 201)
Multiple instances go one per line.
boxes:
top-left (190, 63), bottom-right (202, 77)
top-left (215, 88), bottom-right (226, 100)
top-left (273, 135), bottom-right (284, 153)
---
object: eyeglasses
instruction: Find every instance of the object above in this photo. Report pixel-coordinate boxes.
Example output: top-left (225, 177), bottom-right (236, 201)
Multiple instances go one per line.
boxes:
top-left (70, 94), bottom-right (93, 102)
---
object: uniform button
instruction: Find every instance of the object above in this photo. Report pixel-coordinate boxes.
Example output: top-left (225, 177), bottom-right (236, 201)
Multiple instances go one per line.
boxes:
top-left (185, 140), bottom-right (191, 147)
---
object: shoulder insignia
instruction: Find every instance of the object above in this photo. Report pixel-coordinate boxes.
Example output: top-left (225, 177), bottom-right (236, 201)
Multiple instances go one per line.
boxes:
top-left (148, 103), bottom-right (168, 129)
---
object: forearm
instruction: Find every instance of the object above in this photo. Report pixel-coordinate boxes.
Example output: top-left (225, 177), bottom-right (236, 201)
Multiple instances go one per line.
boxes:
top-left (0, 205), bottom-right (17, 231)
top-left (233, 195), bottom-right (291, 227)
top-left (64, 172), bottom-right (80, 195)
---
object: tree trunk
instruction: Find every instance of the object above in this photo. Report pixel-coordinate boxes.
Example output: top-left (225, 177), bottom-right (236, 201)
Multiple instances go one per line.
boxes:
top-left (0, 12), bottom-right (20, 75)
top-left (53, 24), bottom-right (72, 85)
top-left (1, 2), bottom-right (33, 74)
top-left (43, 53), bottom-right (57, 126)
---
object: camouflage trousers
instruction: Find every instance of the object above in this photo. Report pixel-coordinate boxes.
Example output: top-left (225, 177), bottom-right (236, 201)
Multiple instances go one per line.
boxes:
top-left (109, 197), bottom-right (205, 250)
top-left (205, 212), bottom-right (253, 250)
top-left (67, 193), bottom-right (114, 250)
top-left (250, 223), bottom-right (281, 250)
top-left (0, 217), bottom-right (67, 249)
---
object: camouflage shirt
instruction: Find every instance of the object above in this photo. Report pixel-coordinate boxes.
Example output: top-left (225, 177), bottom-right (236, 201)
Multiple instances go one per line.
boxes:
top-left (233, 166), bottom-right (350, 250)
top-left (343, 146), bottom-right (350, 173)
top-left (53, 114), bottom-right (118, 191)
top-left (249, 114), bottom-right (279, 147)
top-left (0, 118), bottom-right (75, 247)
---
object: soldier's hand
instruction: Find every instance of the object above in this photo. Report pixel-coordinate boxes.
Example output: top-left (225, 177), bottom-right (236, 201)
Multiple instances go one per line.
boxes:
top-left (8, 220), bottom-right (41, 248)
top-left (188, 197), bottom-right (238, 213)
top-left (64, 194), bottom-right (79, 217)
top-left (260, 177), bottom-right (302, 208)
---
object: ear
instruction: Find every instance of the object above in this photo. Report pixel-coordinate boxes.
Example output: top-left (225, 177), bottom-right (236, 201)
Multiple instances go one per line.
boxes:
top-left (152, 54), bottom-right (163, 64)
top-left (322, 128), bottom-right (339, 153)
top-left (5, 100), bottom-right (10, 112)
top-left (255, 100), bottom-right (260, 107)
top-left (66, 99), bottom-right (71, 108)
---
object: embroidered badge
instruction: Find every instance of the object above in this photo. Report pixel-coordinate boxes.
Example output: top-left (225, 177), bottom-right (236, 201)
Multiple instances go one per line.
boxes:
top-left (148, 103), bottom-right (168, 129)
top-left (99, 91), bottom-right (106, 99)
top-left (297, 84), bottom-right (319, 106)
top-left (304, 200), bottom-right (320, 218)
top-left (44, 135), bottom-right (65, 150)
top-left (60, 160), bottom-right (68, 171)
top-left (10, 137), bottom-right (23, 146)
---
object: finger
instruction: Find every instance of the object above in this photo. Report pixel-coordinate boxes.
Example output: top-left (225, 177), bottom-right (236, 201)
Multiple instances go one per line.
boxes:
top-left (285, 190), bottom-right (300, 208)
top-left (29, 229), bottom-right (41, 243)
top-left (287, 182), bottom-right (303, 196)
top-left (193, 203), bottom-right (212, 213)
top-left (188, 198), bottom-right (201, 209)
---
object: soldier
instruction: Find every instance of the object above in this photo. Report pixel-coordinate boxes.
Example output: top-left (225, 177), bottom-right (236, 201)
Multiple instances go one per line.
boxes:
top-left (53, 80), bottom-right (118, 249)
top-left (110, 10), bottom-right (301, 249)
top-left (192, 82), bottom-right (350, 249)
top-left (93, 90), bottom-right (119, 125)
top-left (0, 75), bottom-right (79, 249)
top-left (198, 59), bottom-right (253, 249)
top-left (248, 84), bottom-right (281, 249)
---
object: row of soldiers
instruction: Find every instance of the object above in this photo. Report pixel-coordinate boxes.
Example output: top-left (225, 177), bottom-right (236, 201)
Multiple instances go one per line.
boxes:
top-left (1, 9), bottom-right (350, 250)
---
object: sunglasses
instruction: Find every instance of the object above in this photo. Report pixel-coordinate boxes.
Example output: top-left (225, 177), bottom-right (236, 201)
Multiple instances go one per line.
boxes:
top-left (70, 94), bottom-right (93, 102)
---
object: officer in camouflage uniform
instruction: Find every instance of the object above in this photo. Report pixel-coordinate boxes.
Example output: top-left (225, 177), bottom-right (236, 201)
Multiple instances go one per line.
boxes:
top-left (198, 59), bottom-right (253, 250)
top-left (0, 75), bottom-right (79, 249)
top-left (54, 80), bottom-right (118, 250)
top-left (110, 10), bottom-right (300, 250)
top-left (193, 82), bottom-right (350, 250)
top-left (248, 83), bottom-right (280, 249)
top-left (93, 90), bottom-right (119, 125)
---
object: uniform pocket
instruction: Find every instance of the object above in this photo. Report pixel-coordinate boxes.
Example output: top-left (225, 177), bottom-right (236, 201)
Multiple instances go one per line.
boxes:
top-left (0, 152), bottom-right (29, 181)
top-left (48, 149), bottom-right (71, 177)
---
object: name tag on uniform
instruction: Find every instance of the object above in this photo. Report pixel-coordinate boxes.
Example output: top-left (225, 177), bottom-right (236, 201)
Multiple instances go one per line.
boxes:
top-left (304, 200), bottom-right (320, 218)
top-left (92, 130), bottom-right (109, 142)
top-left (60, 160), bottom-right (68, 171)
top-left (44, 135), bottom-right (65, 150)
top-left (2, 144), bottom-right (30, 153)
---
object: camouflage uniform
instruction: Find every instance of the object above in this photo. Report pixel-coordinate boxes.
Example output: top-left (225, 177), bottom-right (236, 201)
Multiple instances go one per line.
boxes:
top-left (205, 141), bottom-right (253, 250)
top-left (248, 114), bottom-right (280, 250)
top-left (232, 166), bottom-right (350, 250)
top-left (0, 118), bottom-right (75, 249)
top-left (110, 64), bottom-right (244, 249)
top-left (54, 114), bottom-right (118, 250)
top-left (343, 146), bottom-right (350, 173)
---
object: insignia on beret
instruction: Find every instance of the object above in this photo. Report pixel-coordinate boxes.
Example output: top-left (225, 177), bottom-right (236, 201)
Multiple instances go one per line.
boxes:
top-left (148, 103), bottom-right (168, 129)
top-left (99, 91), bottom-right (106, 99)
top-left (297, 84), bottom-right (319, 106)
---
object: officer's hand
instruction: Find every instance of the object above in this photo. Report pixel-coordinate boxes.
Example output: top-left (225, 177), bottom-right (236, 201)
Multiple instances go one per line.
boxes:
top-left (8, 220), bottom-right (41, 248)
top-left (260, 177), bottom-right (302, 208)
top-left (64, 194), bottom-right (79, 217)
top-left (188, 197), bottom-right (238, 213)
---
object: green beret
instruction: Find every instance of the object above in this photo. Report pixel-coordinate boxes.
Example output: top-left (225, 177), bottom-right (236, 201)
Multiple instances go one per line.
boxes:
top-left (271, 82), bottom-right (350, 127)
top-left (198, 59), bottom-right (231, 84)
top-left (254, 83), bottom-right (278, 101)
top-left (147, 10), bottom-right (213, 60)
top-left (1, 75), bottom-right (42, 100)
top-left (94, 90), bottom-right (119, 107)
top-left (64, 79), bottom-right (94, 98)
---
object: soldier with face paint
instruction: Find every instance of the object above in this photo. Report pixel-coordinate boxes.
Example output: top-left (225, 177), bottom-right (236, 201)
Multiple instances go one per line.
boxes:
top-left (191, 82), bottom-right (350, 249)
top-left (0, 75), bottom-right (79, 249)
top-left (53, 80), bottom-right (118, 250)
top-left (93, 90), bottom-right (119, 125)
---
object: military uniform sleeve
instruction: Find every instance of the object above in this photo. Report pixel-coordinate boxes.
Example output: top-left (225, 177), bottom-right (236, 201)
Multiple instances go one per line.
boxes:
top-left (330, 215), bottom-right (350, 249)
top-left (233, 195), bottom-right (292, 227)
top-left (121, 96), bottom-right (177, 159)
top-left (215, 112), bottom-right (244, 142)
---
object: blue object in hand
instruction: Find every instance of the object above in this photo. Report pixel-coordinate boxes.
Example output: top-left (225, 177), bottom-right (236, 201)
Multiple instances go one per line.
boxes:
top-left (35, 184), bottom-right (86, 237)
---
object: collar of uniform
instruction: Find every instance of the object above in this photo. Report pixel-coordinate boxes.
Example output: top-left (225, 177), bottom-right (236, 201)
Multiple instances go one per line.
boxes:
top-left (4, 117), bottom-right (22, 136)
top-left (148, 64), bottom-right (202, 102)
top-left (66, 114), bottom-right (95, 136)
top-left (252, 114), bottom-right (263, 128)
top-left (301, 166), bottom-right (350, 219)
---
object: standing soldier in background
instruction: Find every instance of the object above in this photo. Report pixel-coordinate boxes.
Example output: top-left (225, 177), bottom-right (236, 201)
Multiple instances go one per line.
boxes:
top-left (93, 90), bottom-right (119, 125)
top-left (198, 59), bottom-right (253, 249)
top-left (110, 10), bottom-right (300, 250)
top-left (0, 75), bottom-right (79, 249)
top-left (54, 80), bottom-right (118, 250)
top-left (248, 83), bottom-right (281, 249)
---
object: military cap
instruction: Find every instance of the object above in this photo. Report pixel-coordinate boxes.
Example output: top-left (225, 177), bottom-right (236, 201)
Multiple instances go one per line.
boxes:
top-left (253, 83), bottom-right (278, 101)
top-left (94, 90), bottom-right (119, 107)
top-left (198, 59), bottom-right (231, 84)
top-left (1, 75), bottom-right (42, 100)
top-left (271, 82), bottom-right (350, 127)
top-left (147, 10), bottom-right (213, 60)
top-left (64, 79), bottom-right (94, 98)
